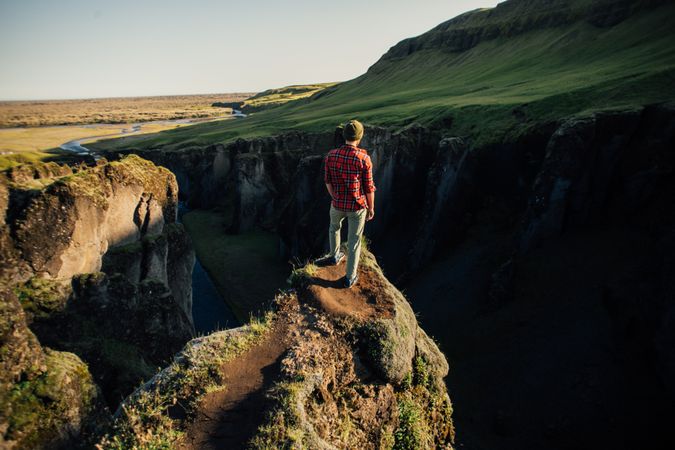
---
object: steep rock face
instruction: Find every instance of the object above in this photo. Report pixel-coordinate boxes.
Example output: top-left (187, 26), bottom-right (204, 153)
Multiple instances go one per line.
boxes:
top-left (519, 106), bottom-right (675, 251)
top-left (100, 249), bottom-right (454, 449)
top-left (118, 131), bottom-right (335, 213)
top-left (0, 155), bottom-right (197, 446)
top-left (511, 105), bottom-right (675, 435)
top-left (9, 157), bottom-right (176, 281)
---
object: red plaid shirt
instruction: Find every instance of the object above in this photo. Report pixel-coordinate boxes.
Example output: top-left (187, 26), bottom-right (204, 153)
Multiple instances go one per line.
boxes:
top-left (324, 144), bottom-right (376, 211)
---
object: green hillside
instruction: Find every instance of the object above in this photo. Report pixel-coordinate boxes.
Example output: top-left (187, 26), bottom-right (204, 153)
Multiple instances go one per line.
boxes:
top-left (240, 82), bottom-right (339, 112)
top-left (89, 0), bottom-right (675, 151)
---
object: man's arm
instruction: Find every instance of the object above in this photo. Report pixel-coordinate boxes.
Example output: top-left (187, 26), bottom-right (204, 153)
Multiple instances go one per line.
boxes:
top-left (324, 154), bottom-right (335, 199)
top-left (362, 156), bottom-right (376, 221)
top-left (365, 192), bottom-right (375, 221)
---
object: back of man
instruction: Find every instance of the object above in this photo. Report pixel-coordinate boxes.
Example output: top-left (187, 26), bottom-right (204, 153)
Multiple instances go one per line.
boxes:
top-left (321, 119), bottom-right (376, 288)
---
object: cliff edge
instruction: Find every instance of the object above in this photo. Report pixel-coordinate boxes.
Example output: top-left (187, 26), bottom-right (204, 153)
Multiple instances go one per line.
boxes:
top-left (101, 247), bottom-right (455, 449)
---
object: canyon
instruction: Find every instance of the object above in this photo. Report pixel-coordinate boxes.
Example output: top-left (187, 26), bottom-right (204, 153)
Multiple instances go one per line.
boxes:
top-left (102, 103), bottom-right (675, 449)
top-left (1, 0), bottom-right (674, 448)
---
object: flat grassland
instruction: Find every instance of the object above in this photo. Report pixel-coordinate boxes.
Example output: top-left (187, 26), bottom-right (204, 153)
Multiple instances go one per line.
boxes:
top-left (0, 92), bottom-right (254, 128)
top-left (0, 122), bottom-right (199, 170)
top-left (0, 92), bottom-right (256, 169)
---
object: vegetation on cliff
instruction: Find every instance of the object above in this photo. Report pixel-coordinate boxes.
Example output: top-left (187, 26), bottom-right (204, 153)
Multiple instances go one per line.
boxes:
top-left (0, 289), bottom-right (102, 449)
top-left (98, 311), bottom-right (273, 449)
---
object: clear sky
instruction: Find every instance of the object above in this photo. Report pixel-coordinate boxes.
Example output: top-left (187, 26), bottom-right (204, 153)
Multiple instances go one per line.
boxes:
top-left (0, 0), bottom-right (500, 100)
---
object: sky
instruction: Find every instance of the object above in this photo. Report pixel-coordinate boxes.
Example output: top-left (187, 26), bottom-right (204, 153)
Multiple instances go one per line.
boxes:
top-left (0, 0), bottom-right (500, 100)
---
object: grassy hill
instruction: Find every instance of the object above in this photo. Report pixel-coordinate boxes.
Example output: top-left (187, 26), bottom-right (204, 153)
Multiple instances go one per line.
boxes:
top-left (240, 83), bottom-right (339, 112)
top-left (89, 0), bottom-right (675, 151)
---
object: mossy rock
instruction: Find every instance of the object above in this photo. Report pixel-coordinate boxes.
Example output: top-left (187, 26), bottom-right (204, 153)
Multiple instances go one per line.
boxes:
top-left (3, 348), bottom-right (100, 449)
top-left (13, 276), bottom-right (72, 321)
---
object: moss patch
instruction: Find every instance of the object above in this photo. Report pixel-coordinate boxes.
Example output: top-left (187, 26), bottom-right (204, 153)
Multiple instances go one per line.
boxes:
top-left (394, 356), bottom-right (455, 449)
top-left (5, 349), bottom-right (98, 449)
top-left (13, 277), bottom-right (71, 320)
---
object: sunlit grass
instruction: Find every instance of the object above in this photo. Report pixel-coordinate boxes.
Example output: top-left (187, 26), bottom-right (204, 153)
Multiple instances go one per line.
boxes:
top-left (242, 83), bottom-right (339, 111)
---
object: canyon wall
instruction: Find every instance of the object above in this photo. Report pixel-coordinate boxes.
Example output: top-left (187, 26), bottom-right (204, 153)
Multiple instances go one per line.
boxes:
top-left (0, 155), bottom-right (196, 448)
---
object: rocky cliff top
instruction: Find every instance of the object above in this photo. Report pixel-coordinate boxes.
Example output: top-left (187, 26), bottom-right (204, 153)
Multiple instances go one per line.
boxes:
top-left (100, 247), bottom-right (455, 449)
top-left (1, 154), bottom-right (179, 284)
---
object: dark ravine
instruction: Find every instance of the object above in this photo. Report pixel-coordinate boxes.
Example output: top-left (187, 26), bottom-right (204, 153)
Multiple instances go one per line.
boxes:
top-left (102, 103), bottom-right (675, 449)
top-left (177, 202), bottom-right (240, 333)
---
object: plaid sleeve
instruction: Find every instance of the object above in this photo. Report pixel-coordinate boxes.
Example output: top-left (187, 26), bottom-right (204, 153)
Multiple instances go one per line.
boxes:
top-left (362, 155), bottom-right (376, 193)
top-left (324, 153), bottom-right (332, 185)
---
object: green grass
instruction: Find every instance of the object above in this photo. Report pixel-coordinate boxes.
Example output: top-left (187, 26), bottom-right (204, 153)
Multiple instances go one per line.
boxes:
top-left (242, 82), bottom-right (339, 111)
top-left (286, 262), bottom-right (318, 287)
top-left (88, 3), bottom-right (675, 152)
top-left (181, 208), bottom-right (289, 321)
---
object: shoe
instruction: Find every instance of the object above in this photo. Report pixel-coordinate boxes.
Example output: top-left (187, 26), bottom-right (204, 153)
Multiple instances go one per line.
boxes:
top-left (343, 274), bottom-right (358, 288)
top-left (316, 251), bottom-right (345, 266)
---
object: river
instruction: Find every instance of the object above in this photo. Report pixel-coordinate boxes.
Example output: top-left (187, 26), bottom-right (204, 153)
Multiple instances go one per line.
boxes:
top-left (58, 110), bottom-right (247, 156)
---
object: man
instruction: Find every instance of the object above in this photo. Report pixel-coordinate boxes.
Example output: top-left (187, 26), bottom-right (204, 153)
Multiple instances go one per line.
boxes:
top-left (319, 119), bottom-right (376, 288)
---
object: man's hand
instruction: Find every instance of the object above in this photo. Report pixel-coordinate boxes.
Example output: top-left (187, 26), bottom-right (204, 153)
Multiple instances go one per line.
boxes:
top-left (325, 183), bottom-right (335, 199)
top-left (366, 208), bottom-right (375, 221)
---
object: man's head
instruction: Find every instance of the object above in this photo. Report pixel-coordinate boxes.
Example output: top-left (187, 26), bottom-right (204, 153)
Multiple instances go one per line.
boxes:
top-left (342, 119), bottom-right (364, 145)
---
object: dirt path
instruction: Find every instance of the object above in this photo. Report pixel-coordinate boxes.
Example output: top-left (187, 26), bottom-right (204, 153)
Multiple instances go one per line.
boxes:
top-left (177, 323), bottom-right (290, 450)
top-left (307, 259), bottom-right (394, 320)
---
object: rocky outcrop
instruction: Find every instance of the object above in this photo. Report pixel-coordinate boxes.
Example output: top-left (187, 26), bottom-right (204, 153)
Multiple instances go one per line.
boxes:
top-left (0, 155), bottom-right (197, 447)
top-left (100, 248), bottom-right (454, 449)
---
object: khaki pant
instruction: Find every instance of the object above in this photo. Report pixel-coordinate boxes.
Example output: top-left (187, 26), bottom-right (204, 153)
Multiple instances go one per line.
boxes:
top-left (329, 205), bottom-right (367, 281)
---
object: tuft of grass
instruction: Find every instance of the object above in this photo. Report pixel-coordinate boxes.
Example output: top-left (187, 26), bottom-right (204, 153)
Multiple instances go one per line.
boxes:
top-left (0, 151), bottom-right (52, 171)
top-left (412, 356), bottom-right (432, 391)
top-left (394, 396), bottom-right (433, 450)
top-left (286, 262), bottom-right (318, 287)
top-left (248, 381), bottom-right (308, 449)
